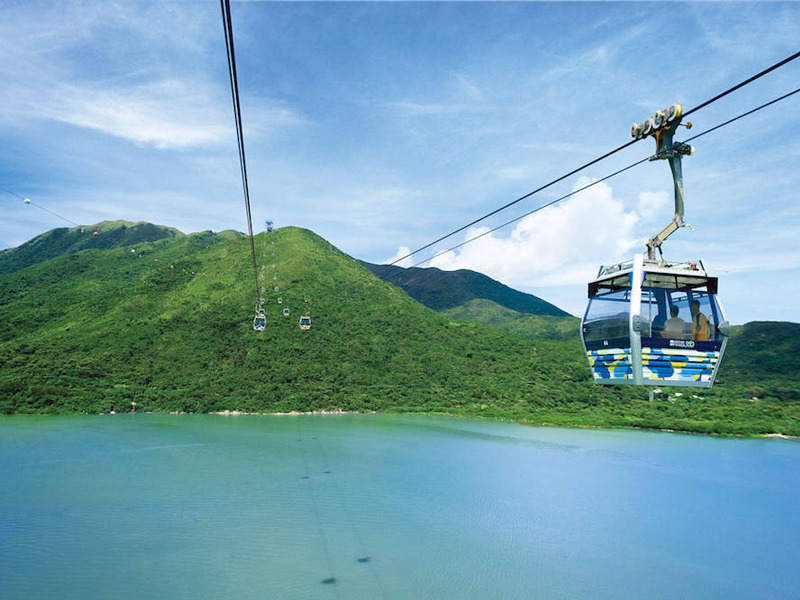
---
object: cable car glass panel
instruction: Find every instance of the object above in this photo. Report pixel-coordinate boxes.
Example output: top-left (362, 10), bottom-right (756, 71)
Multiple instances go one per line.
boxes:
top-left (640, 288), bottom-right (724, 342)
top-left (582, 288), bottom-right (634, 382)
top-left (582, 288), bottom-right (632, 347)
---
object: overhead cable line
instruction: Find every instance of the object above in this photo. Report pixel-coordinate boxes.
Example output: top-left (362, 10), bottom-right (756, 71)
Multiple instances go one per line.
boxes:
top-left (387, 138), bottom-right (638, 267)
top-left (684, 86), bottom-right (800, 144)
top-left (383, 84), bottom-right (800, 281)
top-left (404, 159), bottom-right (648, 272)
top-left (220, 0), bottom-right (260, 306)
top-left (682, 50), bottom-right (800, 119)
top-left (386, 50), bottom-right (800, 270)
top-left (1, 185), bottom-right (80, 227)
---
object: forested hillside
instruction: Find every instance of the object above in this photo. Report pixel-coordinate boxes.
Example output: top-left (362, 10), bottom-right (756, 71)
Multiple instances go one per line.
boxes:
top-left (361, 261), bottom-right (570, 316)
top-left (0, 220), bottom-right (196, 275)
top-left (0, 224), bottom-right (797, 436)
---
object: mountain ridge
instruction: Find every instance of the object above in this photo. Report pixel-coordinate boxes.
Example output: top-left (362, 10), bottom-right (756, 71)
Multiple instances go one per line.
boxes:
top-left (360, 261), bottom-right (571, 317)
top-left (0, 220), bottom-right (197, 275)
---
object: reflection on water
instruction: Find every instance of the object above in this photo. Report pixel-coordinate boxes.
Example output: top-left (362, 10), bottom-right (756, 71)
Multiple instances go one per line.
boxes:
top-left (1, 413), bottom-right (799, 599)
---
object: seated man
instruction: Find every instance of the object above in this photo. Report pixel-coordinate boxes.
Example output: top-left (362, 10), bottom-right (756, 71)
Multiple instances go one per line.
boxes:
top-left (661, 305), bottom-right (686, 339)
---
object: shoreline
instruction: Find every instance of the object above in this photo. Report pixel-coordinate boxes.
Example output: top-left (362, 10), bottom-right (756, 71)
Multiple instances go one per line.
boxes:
top-left (211, 409), bottom-right (365, 416)
top-left (4, 410), bottom-right (797, 439)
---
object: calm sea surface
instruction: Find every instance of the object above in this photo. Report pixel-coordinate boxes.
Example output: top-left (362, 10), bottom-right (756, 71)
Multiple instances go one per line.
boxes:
top-left (1, 413), bottom-right (798, 599)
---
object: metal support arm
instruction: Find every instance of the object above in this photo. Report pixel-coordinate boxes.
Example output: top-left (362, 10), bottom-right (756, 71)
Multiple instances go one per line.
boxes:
top-left (644, 110), bottom-right (694, 259)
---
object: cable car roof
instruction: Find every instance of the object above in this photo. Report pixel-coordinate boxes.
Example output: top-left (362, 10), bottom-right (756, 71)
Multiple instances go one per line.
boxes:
top-left (595, 257), bottom-right (708, 280)
top-left (589, 257), bottom-right (718, 297)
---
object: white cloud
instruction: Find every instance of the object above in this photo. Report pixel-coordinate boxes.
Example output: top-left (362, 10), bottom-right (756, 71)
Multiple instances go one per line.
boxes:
top-left (385, 246), bottom-right (414, 267)
top-left (429, 178), bottom-right (641, 287)
top-left (387, 101), bottom-right (492, 117)
top-left (636, 189), bottom-right (670, 222)
top-left (3, 71), bottom-right (307, 151)
top-left (453, 72), bottom-right (483, 99)
top-left (0, 2), bottom-right (305, 150)
top-left (496, 166), bottom-right (535, 181)
top-left (27, 80), bottom-right (230, 149)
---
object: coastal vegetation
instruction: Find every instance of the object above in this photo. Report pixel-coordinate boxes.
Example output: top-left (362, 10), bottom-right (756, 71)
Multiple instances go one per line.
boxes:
top-left (0, 223), bottom-right (798, 436)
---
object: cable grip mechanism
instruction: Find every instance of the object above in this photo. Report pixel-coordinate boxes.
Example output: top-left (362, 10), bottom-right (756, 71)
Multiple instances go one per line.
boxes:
top-left (630, 104), bottom-right (696, 260)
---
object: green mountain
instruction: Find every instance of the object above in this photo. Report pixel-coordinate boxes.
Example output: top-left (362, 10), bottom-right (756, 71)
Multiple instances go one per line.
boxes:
top-left (0, 220), bottom-right (193, 275)
top-left (719, 321), bottom-right (800, 394)
top-left (440, 298), bottom-right (581, 342)
top-left (361, 261), bottom-right (571, 316)
top-left (1, 224), bottom-right (798, 436)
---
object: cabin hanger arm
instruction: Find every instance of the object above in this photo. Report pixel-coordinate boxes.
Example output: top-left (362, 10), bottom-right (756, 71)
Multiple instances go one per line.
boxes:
top-left (630, 104), bottom-right (695, 260)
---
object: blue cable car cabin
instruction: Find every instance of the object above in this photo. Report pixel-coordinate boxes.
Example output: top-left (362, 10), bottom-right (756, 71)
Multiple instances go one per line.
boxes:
top-left (253, 308), bottom-right (266, 331)
top-left (581, 254), bottom-right (729, 388)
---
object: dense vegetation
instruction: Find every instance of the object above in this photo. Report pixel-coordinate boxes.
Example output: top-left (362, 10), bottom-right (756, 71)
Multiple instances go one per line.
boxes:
top-left (361, 261), bottom-right (570, 316)
top-left (0, 220), bottom-right (189, 275)
top-left (440, 298), bottom-right (581, 342)
top-left (1, 223), bottom-right (798, 436)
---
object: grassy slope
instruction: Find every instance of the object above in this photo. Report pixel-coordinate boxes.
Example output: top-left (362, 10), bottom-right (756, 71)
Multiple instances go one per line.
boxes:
top-left (440, 298), bottom-right (580, 342)
top-left (0, 220), bottom-right (195, 275)
top-left (361, 261), bottom-right (571, 316)
top-left (1, 226), bottom-right (798, 435)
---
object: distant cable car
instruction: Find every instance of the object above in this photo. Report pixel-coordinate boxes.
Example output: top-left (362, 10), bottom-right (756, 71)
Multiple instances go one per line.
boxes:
top-left (24, 198), bottom-right (31, 204)
top-left (283, 308), bottom-right (290, 317)
top-left (581, 104), bottom-right (729, 392)
top-left (299, 315), bottom-right (311, 330)
top-left (277, 297), bottom-right (283, 304)
top-left (93, 231), bottom-right (99, 237)
top-left (253, 308), bottom-right (266, 331)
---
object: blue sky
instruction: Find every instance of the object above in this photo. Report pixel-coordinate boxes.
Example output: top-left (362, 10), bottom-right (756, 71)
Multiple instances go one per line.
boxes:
top-left (1, 1), bottom-right (799, 324)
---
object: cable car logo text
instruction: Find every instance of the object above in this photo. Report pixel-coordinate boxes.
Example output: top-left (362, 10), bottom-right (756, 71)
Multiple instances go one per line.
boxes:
top-left (669, 340), bottom-right (695, 349)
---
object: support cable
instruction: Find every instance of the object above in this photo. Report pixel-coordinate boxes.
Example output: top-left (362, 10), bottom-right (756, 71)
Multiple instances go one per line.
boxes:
top-left (682, 50), bottom-right (800, 119)
top-left (404, 159), bottom-right (648, 271)
top-left (1, 185), bottom-right (80, 227)
top-left (220, 0), bottom-right (260, 307)
top-left (387, 137), bottom-right (638, 267)
top-left (683, 86), bottom-right (800, 144)
top-left (379, 85), bottom-right (800, 285)
top-left (386, 50), bottom-right (800, 269)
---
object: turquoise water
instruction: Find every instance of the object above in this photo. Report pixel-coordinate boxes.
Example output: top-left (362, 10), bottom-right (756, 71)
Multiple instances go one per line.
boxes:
top-left (1, 414), bottom-right (799, 599)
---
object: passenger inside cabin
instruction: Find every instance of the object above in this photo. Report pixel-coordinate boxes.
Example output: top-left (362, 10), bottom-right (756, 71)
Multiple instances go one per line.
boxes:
top-left (690, 300), bottom-right (711, 341)
top-left (662, 305), bottom-right (686, 339)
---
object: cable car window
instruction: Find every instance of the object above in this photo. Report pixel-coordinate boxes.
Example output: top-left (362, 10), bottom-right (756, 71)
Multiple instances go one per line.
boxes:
top-left (641, 288), bottom-right (721, 341)
top-left (588, 274), bottom-right (631, 297)
top-left (582, 289), bottom-right (631, 344)
top-left (642, 273), bottom-right (718, 293)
